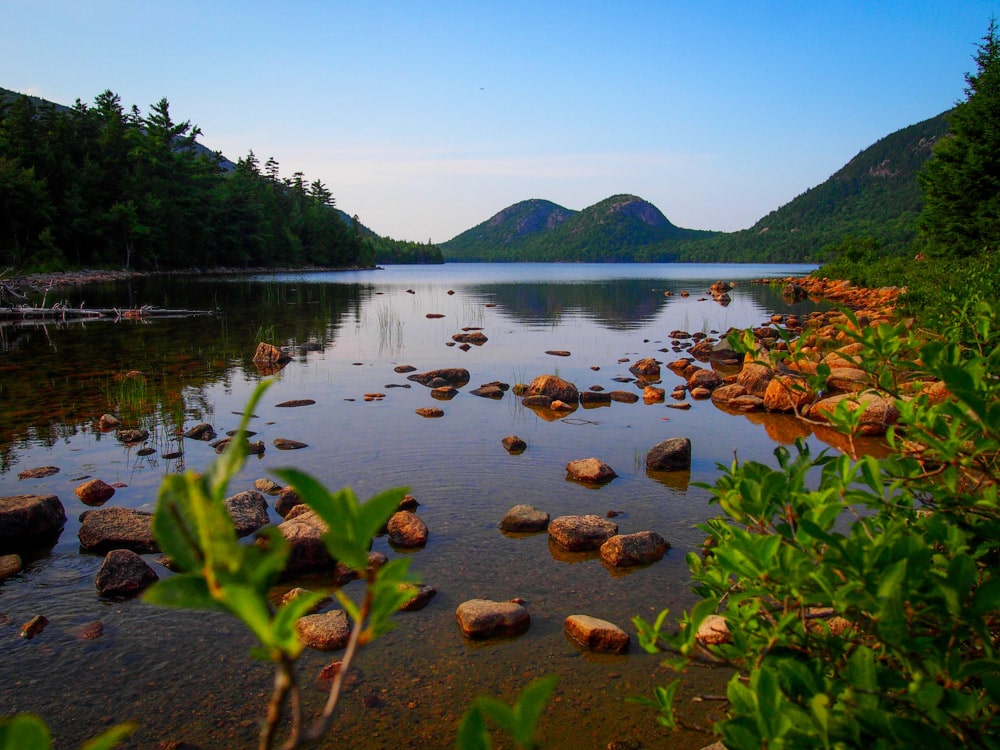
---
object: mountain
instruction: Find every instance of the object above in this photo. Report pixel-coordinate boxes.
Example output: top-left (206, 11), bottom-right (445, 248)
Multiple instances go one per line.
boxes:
top-left (670, 111), bottom-right (951, 262)
top-left (441, 194), bottom-right (716, 262)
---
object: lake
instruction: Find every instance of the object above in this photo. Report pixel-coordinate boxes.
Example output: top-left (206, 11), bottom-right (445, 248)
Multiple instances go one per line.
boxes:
top-left (1, 262), bottom-right (830, 748)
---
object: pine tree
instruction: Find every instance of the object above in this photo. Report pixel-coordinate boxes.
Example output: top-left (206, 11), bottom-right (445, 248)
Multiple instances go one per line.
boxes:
top-left (919, 19), bottom-right (1000, 257)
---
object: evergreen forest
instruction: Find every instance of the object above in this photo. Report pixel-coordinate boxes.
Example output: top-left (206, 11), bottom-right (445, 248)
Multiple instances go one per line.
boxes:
top-left (0, 88), bottom-right (442, 272)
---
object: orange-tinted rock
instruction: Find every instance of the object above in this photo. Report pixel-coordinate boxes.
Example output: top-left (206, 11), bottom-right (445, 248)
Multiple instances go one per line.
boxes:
top-left (74, 478), bottom-right (116, 507)
top-left (456, 599), bottom-right (530, 639)
top-left (564, 614), bottom-right (629, 653)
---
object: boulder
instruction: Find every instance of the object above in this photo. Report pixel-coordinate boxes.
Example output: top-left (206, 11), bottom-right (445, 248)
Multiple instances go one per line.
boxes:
top-left (579, 390), bottom-right (612, 405)
top-left (646, 438), bottom-right (692, 472)
top-left (736, 362), bottom-right (774, 398)
top-left (608, 390), bottom-right (639, 404)
top-left (0, 553), bottom-right (23, 580)
top-left (224, 490), bottom-right (270, 537)
top-left (252, 342), bottom-right (291, 364)
top-left (0, 495), bottom-right (66, 551)
top-left (686, 369), bottom-right (724, 391)
top-left (600, 532), bottom-right (669, 567)
top-left (95, 549), bottom-right (158, 597)
top-left (695, 614), bottom-right (731, 645)
top-left (524, 375), bottom-right (579, 404)
top-left (74, 478), bottom-right (116, 507)
top-left (808, 392), bottom-right (899, 436)
top-left (296, 610), bottom-right (351, 651)
top-left (274, 486), bottom-right (302, 517)
top-left (182, 423), bottom-right (217, 441)
top-left (825, 367), bottom-right (871, 393)
top-left (431, 386), bottom-right (458, 400)
top-left (564, 614), bottom-right (630, 654)
top-left (548, 515), bottom-right (618, 552)
top-left (498, 505), bottom-right (549, 533)
top-left (456, 599), bottom-right (530, 639)
top-left (387, 511), bottom-right (428, 548)
top-left (565, 458), bottom-right (617, 484)
top-left (399, 584), bottom-right (438, 612)
top-left (628, 358), bottom-right (661, 380)
top-left (763, 375), bottom-right (816, 413)
top-left (78, 507), bottom-right (158, 554)
top-left (273, 508), bottom-right (334, 573)
top-left (406, 368), bottom-right (471, 387)
top-left (501, 435), bottom-right (527, 453)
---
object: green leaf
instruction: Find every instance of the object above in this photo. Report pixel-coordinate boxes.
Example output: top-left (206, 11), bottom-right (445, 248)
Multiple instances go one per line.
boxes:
top-left (455, 706), bottom-right (491, 750)
top-left (142, 574), bottom-right (227, 613)
top-left (80, 724), bottom-right (136, 750)
top-left (511, 675), bottom-right (558, 744)
top-left (0, 714), bottom-right (50, 750)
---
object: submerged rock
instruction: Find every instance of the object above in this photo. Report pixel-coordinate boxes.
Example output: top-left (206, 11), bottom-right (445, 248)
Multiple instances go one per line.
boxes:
top-left (564, 614), bottom-right (630, 654)
top-left (456, 599), bottom-right (530, 639)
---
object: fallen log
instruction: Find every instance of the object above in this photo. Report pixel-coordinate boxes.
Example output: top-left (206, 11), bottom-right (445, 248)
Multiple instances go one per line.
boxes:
top-left (0, 304), bottom-right (216, 321)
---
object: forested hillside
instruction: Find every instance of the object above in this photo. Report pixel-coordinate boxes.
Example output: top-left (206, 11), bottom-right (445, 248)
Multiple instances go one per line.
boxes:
top-left (671, 111), bottom-right (951, 262)
top-left (0, 87), bottom-right (442, 272)
top-left (441, 194), bottom-right (715, 262)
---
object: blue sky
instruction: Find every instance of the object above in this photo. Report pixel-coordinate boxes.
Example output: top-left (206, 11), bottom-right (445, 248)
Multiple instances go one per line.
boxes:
top-left (3, 1), bottom-right (998, 242)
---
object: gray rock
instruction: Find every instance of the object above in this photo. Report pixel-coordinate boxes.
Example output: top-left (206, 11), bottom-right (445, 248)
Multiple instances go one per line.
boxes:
top-left (0, 494), bottom-right (66, 551)
top-left (646, 437), bottom-right (692, 472)
top-left (564, 614), bottom-right (630, 654)
top-left (600, 531), bottom-right (670, 567)
top-left (78, 507), bottom-right (158, 554)
top-left (499, 505), bottom-right (549, 533)
top-left (224, 490), bottom-right (270, 537)
top-left (296, 610), bottom-right (351, 651)
top-left (95, 549), bottom-right (158, 597)
top-left (456, 599), bottom-right (530, 639)
top-left (548, 515), bottom-right (618, 552)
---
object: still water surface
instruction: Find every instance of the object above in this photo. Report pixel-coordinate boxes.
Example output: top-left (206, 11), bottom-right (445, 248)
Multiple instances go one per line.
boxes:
top-left (1, 263), bottom-right (828, 748)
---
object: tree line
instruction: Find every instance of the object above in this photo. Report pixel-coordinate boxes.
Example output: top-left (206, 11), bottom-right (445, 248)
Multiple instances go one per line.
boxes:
top-left (0, 89), bottom-right (441, 272)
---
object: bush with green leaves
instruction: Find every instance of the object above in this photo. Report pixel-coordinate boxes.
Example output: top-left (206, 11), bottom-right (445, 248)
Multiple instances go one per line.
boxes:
top-left (634, 300), bottom-right (1000, 747)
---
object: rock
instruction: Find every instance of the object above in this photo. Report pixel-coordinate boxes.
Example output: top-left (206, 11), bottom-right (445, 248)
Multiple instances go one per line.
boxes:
top-left (452, 331), bottom-right (488, 345)
top-left (95, 549), bottom-right (158, 597)
top-left (825, 367), bottom-right (871, 393)
top-left (763, 375), bottom-right (817, 413)
top-left (695, 614), bottom-right (731, 645)
top-left (224, 490), bottom-right (270, 537)
top-left (708, 340), bottom-right (741, 365)
top-left (73, 621), bottom-right (104, 640)
top-left (600, 532), bottom-right (669, 567)
top-left (629, 358), bottom-right (661, 380)
top-left (456, 599), bottom-right (530, 639)
top-left (564, 614), bottom-right (630, 654)
top-left (470, 384), bottom-right (505, 399)
top-left (252, 342), bottom-right (291, 364)
top-left (407, 368), bottom-right (470, 387)
top-left (545, 350), bottom-right (571, 357)
top-left (415, 407), bottom-right (444, 418)
top-left (565, 458), bottom-right (617, 484)
top-left (525, 374), bottom-right (579, 404)
top-left (0, 495), bottom-right (66, 551)
top-left (74, 478), bottom-right (116, 507)
top-left (98, 414), bottom-right (121, 430)
top-left (18, 466), bottom-right (60, 480)
top-left (431, 386), bottom-right (458, 400)
top-left (608, 390), bottom-right (639, 404)
top-left (499, 505), bottom-right (549, 533)
top-left (78, 507), bottom-right (158, 554)
top-left (274, 438), bottom-right (309, 450)
top-left (273, 508), bottom-right (334, 573)
top-left (182, 423), bottom-right (216, 440)
top-left (394, 365), bottom-right (417, 373)
top-left (736, 362), bottom-right (774, 398)
top-left (548, 515), bottom-right (618, 552)
top-left (808, 392), bottom-right (899, 435)
top-left (521, 394), bottom-right (553, 408)
top-left (690, 386), bottom-right (712, 399)
top-left (20, 614), bottom-right (48, 639)
top-left (279, 587), bottom-right (330, 613)
top-left (580, 390), bottom-right (612, 405)
top-left (115, 428), bottom-right (149, 444)
top-left (387, 511), bottom-right (428, 548)
top-left (730, 394), bottom-right (765, 411)
top-left (686, 368), bottom-right (724, 391)
top-left (299, 341), bottom-right (323, 352)
top-left (550, 399), bottom-right (575, 412)
top-left (781, 282), bottom-right (808, 302)
top-left (398, 494), bottom-right (419, 511)
top-left (399, 584), bottom-right (438, 612)
top-left (275, 486), bottom-right (302, 517)
top-left (643, 386), bottom-right (665, 403)
top-left (0, 553), bottom-right (23, 580)
top-left (710, 383), bottom-right (747, 404)
top-left (275, 399), bottom-right (316, 408)
top-left (254, 478), bottom-right (283, 495)
top-left (501, 435), bottom-right (527, 453)
top-left (646, 438), bottom-right (692, 472)
top-left (296, 610), bottom-right (351, 651)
